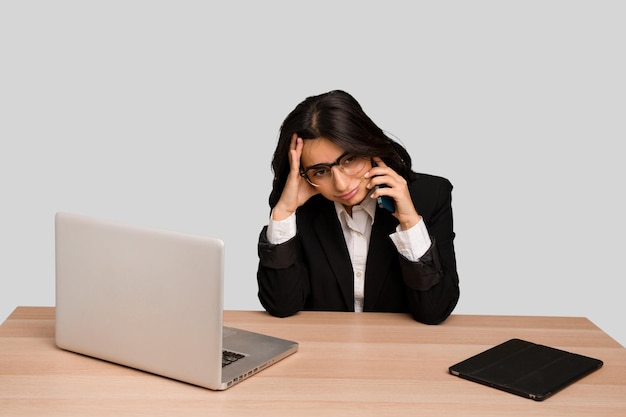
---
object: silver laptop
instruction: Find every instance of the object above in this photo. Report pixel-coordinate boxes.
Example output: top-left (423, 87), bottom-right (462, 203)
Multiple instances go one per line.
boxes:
top-left (54, 212), bottom-right (298, 390)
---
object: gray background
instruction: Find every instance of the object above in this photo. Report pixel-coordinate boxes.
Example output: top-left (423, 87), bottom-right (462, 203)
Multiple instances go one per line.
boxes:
top-left (2, 1), bottom-right (624, 346)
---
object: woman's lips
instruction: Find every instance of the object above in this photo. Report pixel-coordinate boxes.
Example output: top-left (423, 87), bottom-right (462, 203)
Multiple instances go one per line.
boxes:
top-left (339, 187), bottom-right (359, 201)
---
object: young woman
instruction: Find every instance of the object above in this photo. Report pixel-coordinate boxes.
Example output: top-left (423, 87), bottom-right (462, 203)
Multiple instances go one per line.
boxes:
top-left (257, 90), bottom-right (459, 324)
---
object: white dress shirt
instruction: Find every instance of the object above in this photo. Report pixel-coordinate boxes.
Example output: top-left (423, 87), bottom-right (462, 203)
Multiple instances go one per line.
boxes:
top-left (266, 195), bottom-right (432, 312)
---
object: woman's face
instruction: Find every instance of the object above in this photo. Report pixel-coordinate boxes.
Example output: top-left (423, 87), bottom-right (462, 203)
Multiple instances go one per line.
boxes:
top-left (300, 137), bottom-right (372, 210)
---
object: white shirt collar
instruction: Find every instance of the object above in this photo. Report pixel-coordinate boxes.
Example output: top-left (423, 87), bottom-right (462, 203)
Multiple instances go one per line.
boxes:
top-left (334, 191), bottom-right (377, 226)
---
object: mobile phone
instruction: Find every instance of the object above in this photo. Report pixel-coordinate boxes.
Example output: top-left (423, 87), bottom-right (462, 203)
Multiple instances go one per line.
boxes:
top-left (371, 160), bottom-right (396, 213)
top-left (375, 184), bottom-right (396, 213)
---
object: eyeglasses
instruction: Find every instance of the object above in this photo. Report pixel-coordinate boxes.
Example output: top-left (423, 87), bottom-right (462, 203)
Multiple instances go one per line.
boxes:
top-left (300, 152), bottom-right (368, 187)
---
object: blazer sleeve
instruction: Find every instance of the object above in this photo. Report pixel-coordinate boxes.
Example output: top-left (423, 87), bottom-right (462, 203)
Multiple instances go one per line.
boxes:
top-left (257, 227), bottom-right (310, 317)
top-left (400, 175), bottom-right (460, 324)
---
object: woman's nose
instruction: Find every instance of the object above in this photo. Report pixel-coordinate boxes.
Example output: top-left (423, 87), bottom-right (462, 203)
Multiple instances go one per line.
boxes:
top-left (331, 166), bottom-right (349, 190)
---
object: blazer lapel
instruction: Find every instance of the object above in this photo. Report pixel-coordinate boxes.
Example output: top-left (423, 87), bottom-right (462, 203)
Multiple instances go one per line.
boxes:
top-left (312, 203), bottom-right (355, 310)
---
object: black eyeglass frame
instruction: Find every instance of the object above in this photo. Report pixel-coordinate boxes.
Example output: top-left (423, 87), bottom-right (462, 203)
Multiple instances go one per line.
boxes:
top-left (299, 152), bottom-right (368, 188)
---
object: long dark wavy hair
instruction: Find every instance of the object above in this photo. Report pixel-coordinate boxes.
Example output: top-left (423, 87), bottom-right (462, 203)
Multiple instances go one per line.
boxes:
top-left (269, 90), bottom-right (414, 208)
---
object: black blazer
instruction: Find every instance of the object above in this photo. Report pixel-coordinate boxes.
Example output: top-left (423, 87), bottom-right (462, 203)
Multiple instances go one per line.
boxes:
top-left (257, 172), bottom-right (460, 324)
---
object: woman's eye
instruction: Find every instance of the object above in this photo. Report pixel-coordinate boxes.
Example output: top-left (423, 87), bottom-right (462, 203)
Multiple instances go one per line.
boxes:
top-left (342, 155), bottom-right (357, 166)
top-left (313, 168), bottom-right (329, 177)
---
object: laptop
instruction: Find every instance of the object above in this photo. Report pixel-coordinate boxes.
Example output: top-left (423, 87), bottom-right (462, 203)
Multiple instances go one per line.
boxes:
top-left (449, 338), bottom-right (603, 401)
top-left (55, 212), bottom-right (298, 390)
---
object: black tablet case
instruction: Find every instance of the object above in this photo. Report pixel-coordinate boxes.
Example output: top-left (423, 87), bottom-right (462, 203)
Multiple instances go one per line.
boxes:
top-left (449, 338), bottom-right (603, 401)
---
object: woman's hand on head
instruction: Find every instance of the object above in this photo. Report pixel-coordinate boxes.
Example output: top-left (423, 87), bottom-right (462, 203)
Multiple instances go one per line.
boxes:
top-left (272, 134), bottom-right (320, 221)
top-left (366, 157), bottom-right (421, 230)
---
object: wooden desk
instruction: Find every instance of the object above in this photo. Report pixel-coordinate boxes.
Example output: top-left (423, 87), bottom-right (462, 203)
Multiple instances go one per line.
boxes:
top-left (1, 307), bottom-right (624, 416)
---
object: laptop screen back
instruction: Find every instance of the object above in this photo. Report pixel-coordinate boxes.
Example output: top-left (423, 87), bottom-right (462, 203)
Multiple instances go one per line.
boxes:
top-left (55, 212), bottom-right (225, 388)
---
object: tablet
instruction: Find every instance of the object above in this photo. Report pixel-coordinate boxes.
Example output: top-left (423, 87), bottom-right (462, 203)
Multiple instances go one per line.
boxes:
top-left (449, 338), bottom-right (603, 401)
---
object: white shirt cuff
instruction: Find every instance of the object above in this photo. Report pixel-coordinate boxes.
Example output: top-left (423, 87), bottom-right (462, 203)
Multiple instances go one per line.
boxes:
top-left (389, 218), bottom-right (432, 262)
top-left (267, 210), bottom-right (297, 245)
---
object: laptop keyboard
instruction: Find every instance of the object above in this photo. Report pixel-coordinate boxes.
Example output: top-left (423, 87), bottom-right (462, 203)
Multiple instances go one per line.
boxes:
top-left (222, 350), bottom-right (245, 367)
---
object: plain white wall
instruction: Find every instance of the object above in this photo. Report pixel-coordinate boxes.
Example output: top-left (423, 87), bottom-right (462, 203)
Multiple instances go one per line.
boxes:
top-left (1, 1), bottom-right (624, 346)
